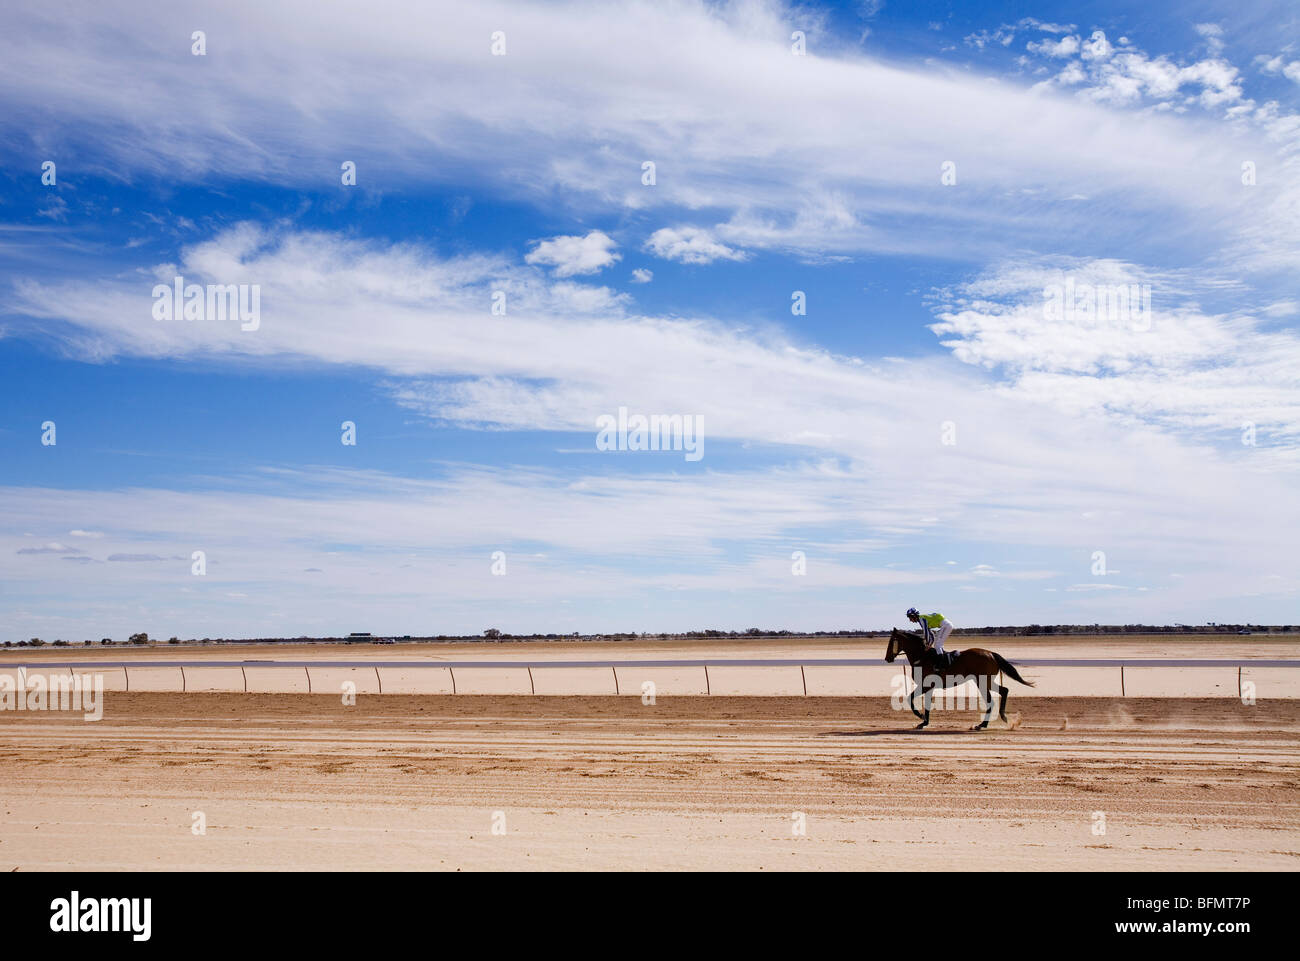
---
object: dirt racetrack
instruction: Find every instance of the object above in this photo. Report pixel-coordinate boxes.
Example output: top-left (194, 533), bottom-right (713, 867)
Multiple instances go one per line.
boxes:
top-left (3, 691), bottom-right (1298, 871)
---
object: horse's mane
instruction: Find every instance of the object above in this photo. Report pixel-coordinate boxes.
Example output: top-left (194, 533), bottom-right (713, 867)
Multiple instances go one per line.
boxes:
top-left (893, 627), bottom-right (923, 642)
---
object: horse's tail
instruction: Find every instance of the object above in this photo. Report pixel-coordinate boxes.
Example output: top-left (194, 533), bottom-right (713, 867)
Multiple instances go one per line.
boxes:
top-left (993, 652), bottom-right (1034, 687)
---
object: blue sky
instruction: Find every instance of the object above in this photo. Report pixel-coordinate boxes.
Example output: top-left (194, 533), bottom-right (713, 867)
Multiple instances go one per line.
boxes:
top-left (1, 0), bottom-right (1298, 640)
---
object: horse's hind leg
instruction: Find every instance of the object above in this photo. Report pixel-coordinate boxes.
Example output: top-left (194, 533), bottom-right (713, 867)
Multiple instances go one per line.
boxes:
top-left (998, 684), bottom-right (1009, 722)
top-left (973, 678), bottom-right (994, 730)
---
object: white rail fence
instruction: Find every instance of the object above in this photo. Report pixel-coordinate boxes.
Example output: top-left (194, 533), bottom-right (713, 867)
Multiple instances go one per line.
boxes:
top-left (2, 658), bottom-right (1298, 698)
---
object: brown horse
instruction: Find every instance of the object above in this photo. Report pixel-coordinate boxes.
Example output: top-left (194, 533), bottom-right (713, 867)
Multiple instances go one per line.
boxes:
top-left (885, 628), bottom-right (1033, 730)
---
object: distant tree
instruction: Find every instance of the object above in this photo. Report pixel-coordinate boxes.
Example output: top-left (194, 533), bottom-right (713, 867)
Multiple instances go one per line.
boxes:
top-left (53, 639), bottom-right (68, 647)
top-left (168, 637), bottom-right (180, 644)
top-left (101, 638), bottom-right (112, 645)
top-left (483, 628), bottom-right (501, 640)
top-left (129, 632), bottom-right (148, 645)
top-left (28, 637), bottom-right (45, 647)
top-left (746, 627), bottom-right (762, 635)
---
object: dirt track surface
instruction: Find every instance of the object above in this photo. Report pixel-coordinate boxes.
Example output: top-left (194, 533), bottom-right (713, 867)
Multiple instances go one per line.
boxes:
top-left (3, 693), bottom-right (1298, 871)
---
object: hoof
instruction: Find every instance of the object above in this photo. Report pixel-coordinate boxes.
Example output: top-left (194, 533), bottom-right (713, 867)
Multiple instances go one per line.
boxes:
top-left (971, 722), bottom-right (988, 731)
top-left (913, 721), bottom-right (928, 730)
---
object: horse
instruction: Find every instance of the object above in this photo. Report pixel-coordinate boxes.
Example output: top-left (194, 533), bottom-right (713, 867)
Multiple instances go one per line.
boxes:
top-left (884, 627), bottom-right (1033, 731)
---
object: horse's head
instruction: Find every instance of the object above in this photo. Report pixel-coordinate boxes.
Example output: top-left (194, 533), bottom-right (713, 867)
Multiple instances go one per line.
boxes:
top-left (886, 628), bottom-right (921, 664)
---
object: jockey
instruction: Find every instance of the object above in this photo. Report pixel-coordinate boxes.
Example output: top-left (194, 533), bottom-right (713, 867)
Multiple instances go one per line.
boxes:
top-left (906, 607), bottom-right (954, 669)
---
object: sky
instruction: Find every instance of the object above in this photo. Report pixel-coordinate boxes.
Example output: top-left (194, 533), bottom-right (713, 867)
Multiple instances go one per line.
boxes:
top-left (0, 0), bottom-right (1297, 641)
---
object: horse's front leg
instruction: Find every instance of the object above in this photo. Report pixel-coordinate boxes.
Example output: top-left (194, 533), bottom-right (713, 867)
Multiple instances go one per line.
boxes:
top-left (915, 687), bottom-right (932, 729)
top-left (908, 686), bottom-right (925, 721)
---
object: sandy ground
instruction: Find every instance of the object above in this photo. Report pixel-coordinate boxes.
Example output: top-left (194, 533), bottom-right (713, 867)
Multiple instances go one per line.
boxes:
top-left (3, 691), bottom-right (1298, 871)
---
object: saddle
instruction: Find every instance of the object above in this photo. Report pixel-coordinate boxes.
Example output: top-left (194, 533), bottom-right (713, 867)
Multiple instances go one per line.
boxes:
top-left (925, 649), bottom-right (957, 672)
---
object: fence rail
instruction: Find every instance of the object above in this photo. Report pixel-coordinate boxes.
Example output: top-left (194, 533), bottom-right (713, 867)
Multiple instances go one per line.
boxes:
top-left (4, 657), bottom-right (1297, 698)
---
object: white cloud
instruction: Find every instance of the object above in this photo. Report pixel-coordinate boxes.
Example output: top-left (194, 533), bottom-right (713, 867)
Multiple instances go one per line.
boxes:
top-left (964, 28), bottom-right (1016, 50)
top-left (1257, 53), bottom-right (1300, 84)
top-left (547, 281), bottom-right (630, 314)
top-left (630, 268), bottom-right (653, 283)
top-left (524, 230), bottom-right (620, 277)
top-left (1194, 23), bottom-right (1225, 57)
top-left (929, 258), bottom-right (1300, 446)
top-left (1030, 34), bottom-right (1248, 110)
top-left (36, 196), bottom-right (69, 222)
top-left (644, 226), bottom-right (748, 265)
top-left (967, 17), bottom-right (1076, 49)
top-left (16, 542), bottom-right (83, 555)
top-left (14, 227), bottom-right (1299, 467)
top-left (1027, 35), bottom-right (1079, 58)
top-left (1020, 18), bottom-right (1076, 35)
top-left (3, 228), bottom-right (1296, 635)
top-left (0, 1), bottom-right (1290, 269)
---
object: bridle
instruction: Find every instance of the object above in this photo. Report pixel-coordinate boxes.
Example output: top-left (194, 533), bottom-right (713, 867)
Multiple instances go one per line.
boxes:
top-left (888, 629), bottom-right (920, 668)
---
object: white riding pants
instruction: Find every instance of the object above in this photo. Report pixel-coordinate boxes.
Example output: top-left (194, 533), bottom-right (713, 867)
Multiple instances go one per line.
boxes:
top-left (931, 620), bottom-right (953, 654)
